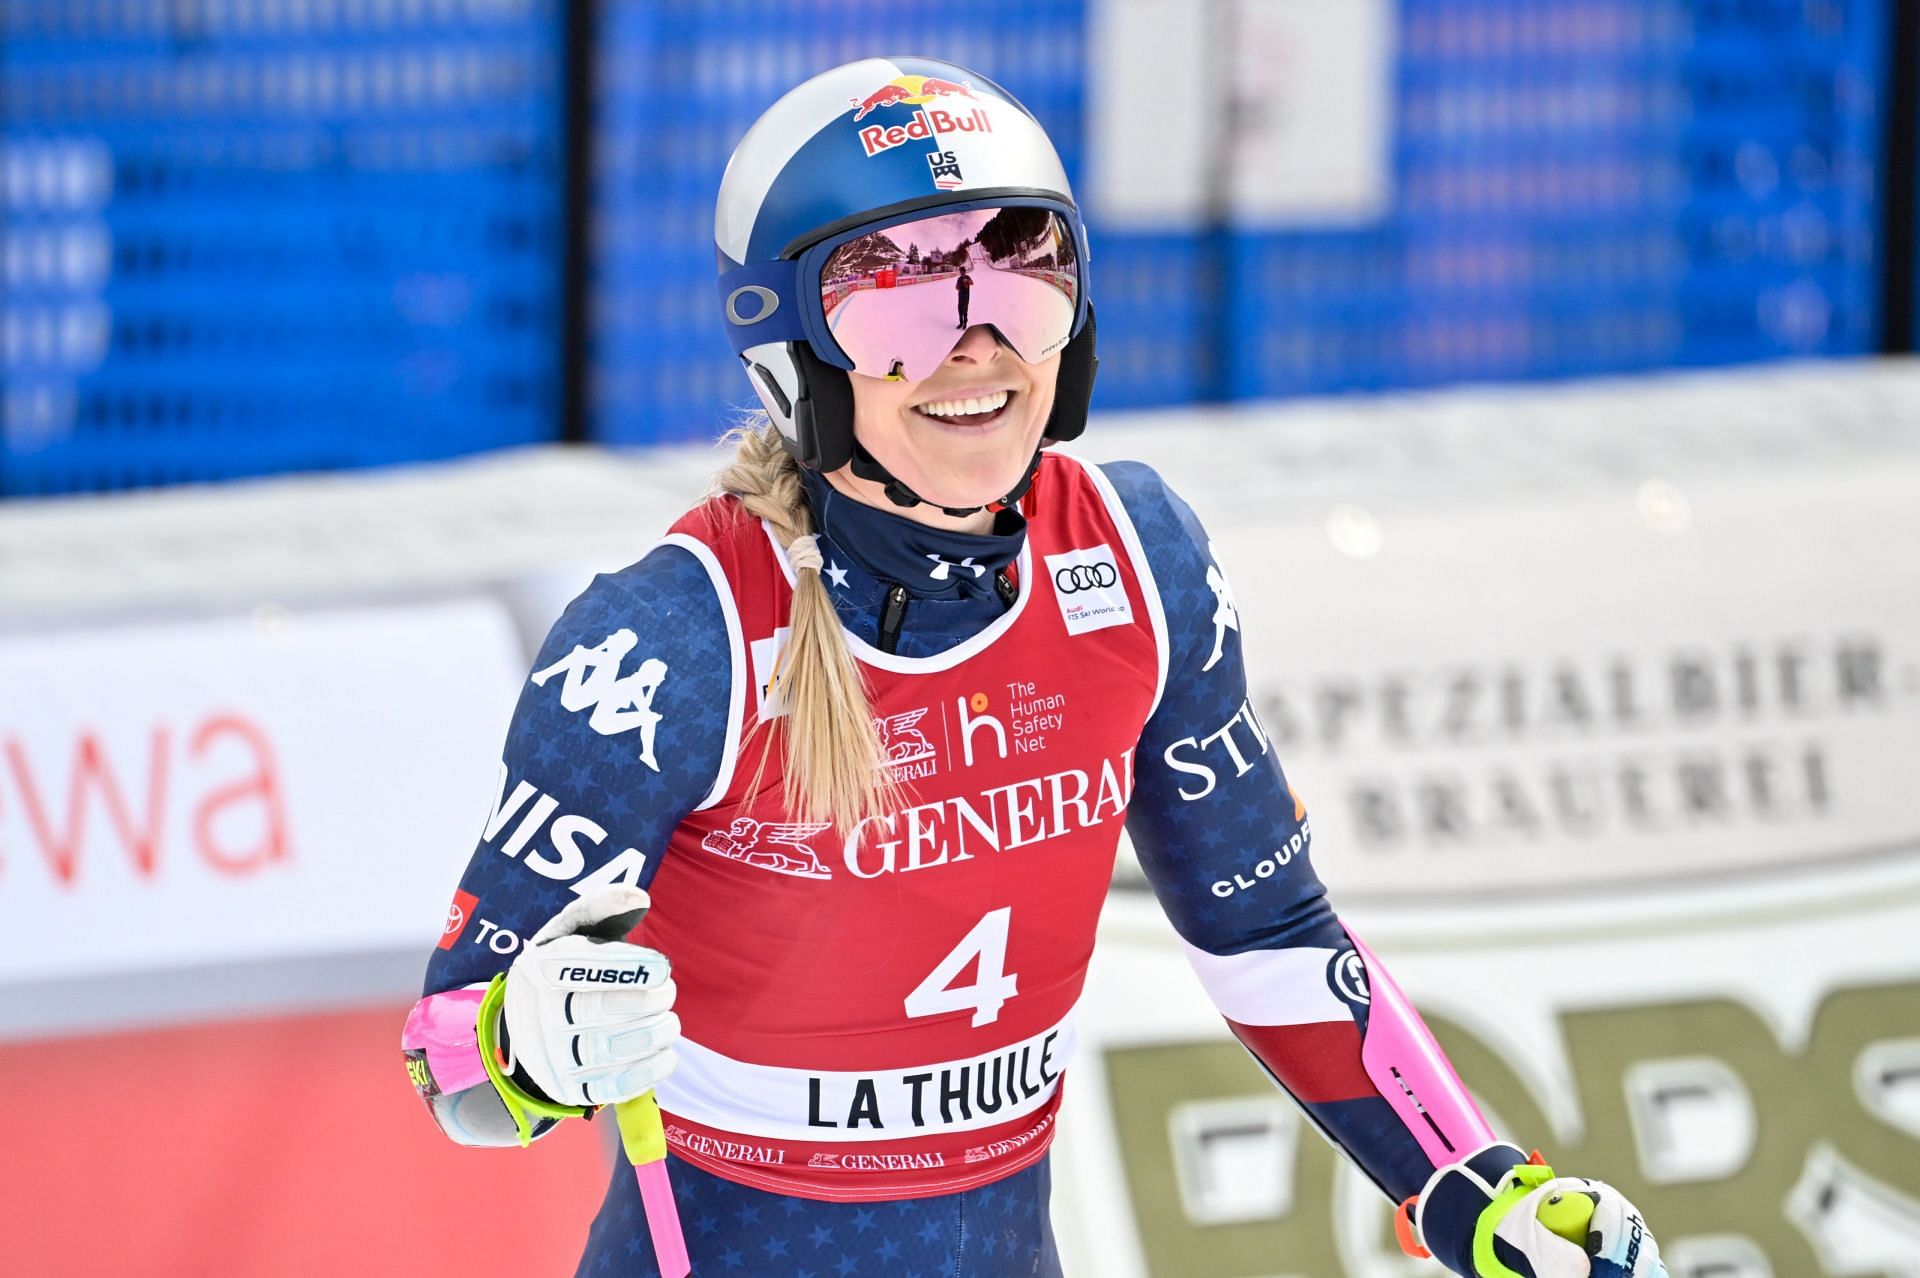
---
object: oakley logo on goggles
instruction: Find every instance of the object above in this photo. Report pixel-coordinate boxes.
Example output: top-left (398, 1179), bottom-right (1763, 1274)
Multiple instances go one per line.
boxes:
top-left (719, 201), bottom-right (1085, 384)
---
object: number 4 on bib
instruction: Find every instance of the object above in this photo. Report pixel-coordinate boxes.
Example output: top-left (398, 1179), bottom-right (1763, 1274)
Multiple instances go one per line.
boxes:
top-left (905, 907), bottom-right (1020, 1028)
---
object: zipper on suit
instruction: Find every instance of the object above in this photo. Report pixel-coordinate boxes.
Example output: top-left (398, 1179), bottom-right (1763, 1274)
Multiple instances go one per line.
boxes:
top-left (878, 584), bottom-right (909, 654)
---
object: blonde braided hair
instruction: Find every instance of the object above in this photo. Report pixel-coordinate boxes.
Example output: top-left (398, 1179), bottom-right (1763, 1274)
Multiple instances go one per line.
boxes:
top-left (712, 423), bottom-right (900, 830)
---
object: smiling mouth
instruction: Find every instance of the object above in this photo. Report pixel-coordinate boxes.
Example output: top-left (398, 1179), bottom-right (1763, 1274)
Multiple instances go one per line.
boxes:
top-left (913, 387), bottom-right (1014, 429)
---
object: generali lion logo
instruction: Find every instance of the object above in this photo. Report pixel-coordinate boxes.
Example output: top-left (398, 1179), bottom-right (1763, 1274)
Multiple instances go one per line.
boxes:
top-left (809, 1152), bottom-right (841, 1169)
top-left (700, 818), bottom-right (834, 880)
top-left (875, 708), bottom-right (939, 780)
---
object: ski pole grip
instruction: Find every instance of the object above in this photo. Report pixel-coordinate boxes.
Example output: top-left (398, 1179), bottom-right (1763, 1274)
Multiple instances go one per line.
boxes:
top-left (616, 1091), bottom-right (668, 1165)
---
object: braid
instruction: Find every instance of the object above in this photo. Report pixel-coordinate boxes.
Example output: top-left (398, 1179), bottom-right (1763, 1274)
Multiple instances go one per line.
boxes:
top-left (717, 425), bottom-right (811, 546)
top-left (714, 423), bottom-right (900, 831)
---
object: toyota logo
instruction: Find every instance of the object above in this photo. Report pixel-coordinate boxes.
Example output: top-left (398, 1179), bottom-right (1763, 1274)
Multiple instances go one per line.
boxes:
top-left (1054, 562), bottom-right (1118, 593)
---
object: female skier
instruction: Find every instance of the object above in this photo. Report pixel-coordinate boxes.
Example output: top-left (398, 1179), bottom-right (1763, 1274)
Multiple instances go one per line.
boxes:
top-left (402, 57), bottom-right (1666, 1278)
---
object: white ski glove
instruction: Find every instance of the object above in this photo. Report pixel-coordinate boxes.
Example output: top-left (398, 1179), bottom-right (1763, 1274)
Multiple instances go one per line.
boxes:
top-left (1481, 1173), bottom-right (1666, 1278)
top-left (501, 886), bottom-right (679, 1109)
top-left (1414, 1152), bottom-right (1667, 1278)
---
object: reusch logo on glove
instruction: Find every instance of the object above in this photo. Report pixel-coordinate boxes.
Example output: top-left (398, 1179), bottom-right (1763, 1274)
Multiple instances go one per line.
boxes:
top-left (556, 965), bottom-right (651, 985)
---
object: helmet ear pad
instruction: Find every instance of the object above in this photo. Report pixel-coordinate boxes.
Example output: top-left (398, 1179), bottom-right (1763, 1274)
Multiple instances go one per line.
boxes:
top-left (741, 342), bottom-right (854, 472)
top-left (789, 343), bottom-right (857, 473)
top-left (741, 342), bottom-right (805, 453)
top-left (1044, 303), bottom-right (1098, 444)
top-left (759, 304), bottom-right (1098, 474)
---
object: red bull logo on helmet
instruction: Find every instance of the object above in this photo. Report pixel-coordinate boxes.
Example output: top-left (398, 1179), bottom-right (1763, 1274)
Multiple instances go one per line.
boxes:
top-left (849, 75), bottom-right (994, 158)
top-left (857, 106), bottom-right (995, 158)
top-left (848, 75), bottom-right (978, 120)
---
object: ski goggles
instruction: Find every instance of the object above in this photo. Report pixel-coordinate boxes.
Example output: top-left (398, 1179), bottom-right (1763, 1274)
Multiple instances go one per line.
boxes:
top-left (719, 197), bottom-right (1089, 384)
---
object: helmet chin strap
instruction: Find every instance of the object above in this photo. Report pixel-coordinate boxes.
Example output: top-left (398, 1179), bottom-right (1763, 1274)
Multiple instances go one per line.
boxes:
top-left (848, 438), bottom-right (1043, 518)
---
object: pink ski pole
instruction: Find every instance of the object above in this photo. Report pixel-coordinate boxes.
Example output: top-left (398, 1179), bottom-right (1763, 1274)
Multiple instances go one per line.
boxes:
top-left (615, 1093), bottom-right (690, 1278)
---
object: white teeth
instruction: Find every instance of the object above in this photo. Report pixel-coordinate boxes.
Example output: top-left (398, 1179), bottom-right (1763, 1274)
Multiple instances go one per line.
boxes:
top-left (918, 389), bottom-right (1010, 418)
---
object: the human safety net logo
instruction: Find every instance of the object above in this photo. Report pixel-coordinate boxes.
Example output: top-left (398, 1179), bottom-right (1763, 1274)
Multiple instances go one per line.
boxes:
top-left (1044, 543), bottom-right (1132, 637)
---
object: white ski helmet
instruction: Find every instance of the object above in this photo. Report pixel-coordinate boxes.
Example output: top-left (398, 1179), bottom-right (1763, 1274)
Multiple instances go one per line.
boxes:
top-left (714, 56), bottom-right (1097, 511)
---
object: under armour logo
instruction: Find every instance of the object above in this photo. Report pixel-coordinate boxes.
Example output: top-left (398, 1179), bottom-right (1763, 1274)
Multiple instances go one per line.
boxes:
top-left (927, 554), bottom-right (986, 581)
top-left (529, 629), bottom-right (668, 771)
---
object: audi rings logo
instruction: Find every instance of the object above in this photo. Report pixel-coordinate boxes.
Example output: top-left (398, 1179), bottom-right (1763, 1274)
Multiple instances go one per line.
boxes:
top-left (1054, 562), bottom-right (1118, 594)
top-left (1044, 543), bottom-right (1133, 635)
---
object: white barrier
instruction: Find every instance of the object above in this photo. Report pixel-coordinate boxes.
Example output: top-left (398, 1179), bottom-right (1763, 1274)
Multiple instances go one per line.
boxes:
top-left (1127, 440), bottom-right (1920, 904)
top-left (0, 599), bottom-right (524, 983)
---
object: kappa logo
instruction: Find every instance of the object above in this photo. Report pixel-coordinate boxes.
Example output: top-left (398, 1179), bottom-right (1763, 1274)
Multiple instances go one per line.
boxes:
top-left (874, 708), bottom-right (939, 780)
top-left (1202, 541), bottom-right (1241, 673)
top-left (1043, 543), bottom-right (1132, 636)
top-left (530, 629), bottom-right (668, 771)
top-left (701, 817), bottom-right (835, 880)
